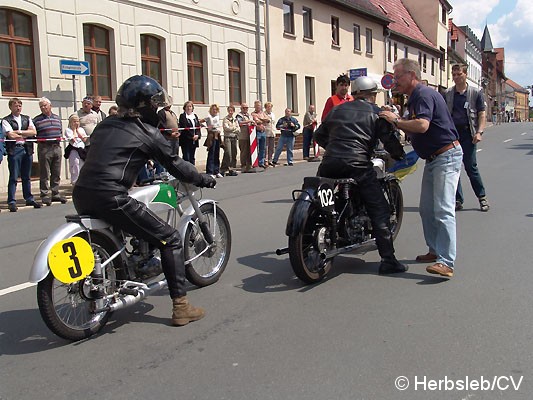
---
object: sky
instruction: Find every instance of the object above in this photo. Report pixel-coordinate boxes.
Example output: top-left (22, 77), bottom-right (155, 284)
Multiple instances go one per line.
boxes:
top-left (449, 0), bottom-right (533, 102)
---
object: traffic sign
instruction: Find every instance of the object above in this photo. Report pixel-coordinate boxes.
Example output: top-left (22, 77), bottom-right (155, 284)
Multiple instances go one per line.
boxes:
top-left (349, 68), bottom-right (367, 80)
top-left (60, 60), bottom-right (90, 76)
top-left (381, 73), bottom-right (395, 90)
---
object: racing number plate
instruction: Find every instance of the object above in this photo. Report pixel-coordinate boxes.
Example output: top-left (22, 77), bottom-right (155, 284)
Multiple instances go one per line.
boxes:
top-left (48, 237), bottom-right (95, 284)
top-left (316, 182), bottom-right (335, 211)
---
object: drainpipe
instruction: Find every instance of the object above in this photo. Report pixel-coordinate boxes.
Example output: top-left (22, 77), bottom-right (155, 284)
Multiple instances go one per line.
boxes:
top-left (255, 0), bottom-right (263, 102)
top-left (264, 0), bottom-right (271, 101)
top-left (384, 28), bottom-right (391, 103)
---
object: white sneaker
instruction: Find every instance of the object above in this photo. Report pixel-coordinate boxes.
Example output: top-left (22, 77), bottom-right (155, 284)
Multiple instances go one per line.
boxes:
top-left (210, 174), bottom-right (216, 179)
top-left (216, 173), bottom-right (224, 178)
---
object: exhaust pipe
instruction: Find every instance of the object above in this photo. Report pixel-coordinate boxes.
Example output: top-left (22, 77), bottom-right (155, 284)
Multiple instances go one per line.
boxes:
top-left (93, 279), bottom-right (168, 313)
top-left (319, 239), bottom-right (377, 261)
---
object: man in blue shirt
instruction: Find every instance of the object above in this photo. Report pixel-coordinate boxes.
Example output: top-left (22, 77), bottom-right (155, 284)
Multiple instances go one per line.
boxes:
top-left (380, 58), bottom-right (462, 278)
top-left (444, 64), bottom-right (489, 212)
top-left (272, 108), bottom-right (300, 166)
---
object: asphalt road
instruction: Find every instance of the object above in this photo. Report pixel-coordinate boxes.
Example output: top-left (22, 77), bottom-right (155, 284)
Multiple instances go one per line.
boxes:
top-left (1, 122), bottom-right (533, 400)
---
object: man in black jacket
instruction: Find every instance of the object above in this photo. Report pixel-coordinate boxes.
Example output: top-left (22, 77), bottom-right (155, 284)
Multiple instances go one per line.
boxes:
top-left (73, 75), bottom-right (216, 326)
top-left (314, 76), bottom-right (407, 274)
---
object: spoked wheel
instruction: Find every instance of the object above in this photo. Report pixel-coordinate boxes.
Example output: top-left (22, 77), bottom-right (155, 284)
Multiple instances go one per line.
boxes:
top-left (37, 233), bottom-right (124, 341)
top-left (184, 203), bottom-right (232, 287)
top-left (384, 179), bottom-right (404, 241)
top-left (288, 207), bottom-right (334, 284)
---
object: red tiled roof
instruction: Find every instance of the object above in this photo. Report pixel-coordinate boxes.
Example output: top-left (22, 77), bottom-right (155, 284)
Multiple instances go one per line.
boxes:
top-left (369, 0), bottom-right (436, 49)
top-left (506, 78), bottom-right (528, 92)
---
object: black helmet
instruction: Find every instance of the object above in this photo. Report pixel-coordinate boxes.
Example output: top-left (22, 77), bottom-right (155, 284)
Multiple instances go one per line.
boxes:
top-left (116, 75), bottom-right (171, 126)
top-left (351, 76), bottom-right (378, 95)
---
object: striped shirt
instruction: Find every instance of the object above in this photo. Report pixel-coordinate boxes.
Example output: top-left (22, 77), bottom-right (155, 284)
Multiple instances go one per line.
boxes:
top-left (33, 113), bottom-right (62, 141)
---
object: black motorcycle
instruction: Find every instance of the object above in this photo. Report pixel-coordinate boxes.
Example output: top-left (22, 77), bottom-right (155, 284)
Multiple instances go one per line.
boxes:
top-left (276, 154), bottom-right (403, 284)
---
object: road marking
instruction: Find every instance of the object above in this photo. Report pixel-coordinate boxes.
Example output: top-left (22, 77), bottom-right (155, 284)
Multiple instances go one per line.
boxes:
top-left (521, 132), bottom-right (527, 136)
top-left (476, 149), bottom-right (482, 152)
top-left (0, 282), bottom-right (36, 297)
top-left (503, 139), bottom-right (512, 143)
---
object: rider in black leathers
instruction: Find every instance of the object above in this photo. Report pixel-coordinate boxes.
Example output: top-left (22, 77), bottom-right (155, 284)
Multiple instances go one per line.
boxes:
top-left (73, 75), bottom-right (216, 326)
top-left (314, 76), bottom-right (407, 274)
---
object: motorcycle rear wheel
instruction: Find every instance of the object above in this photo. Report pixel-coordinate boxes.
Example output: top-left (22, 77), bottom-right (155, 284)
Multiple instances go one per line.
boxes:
top-left (184, 203), bottom-right (232, 287)
top-left (288, 206), bottom-right (333, 284)
top-left (37, 232), bottom-right (124, 341)
top-left (385, 180), bottom-right (403, 241)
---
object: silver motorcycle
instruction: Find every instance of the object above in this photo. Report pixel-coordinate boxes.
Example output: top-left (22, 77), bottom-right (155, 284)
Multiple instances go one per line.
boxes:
top-left (29, 177), bottom-right (231, 341)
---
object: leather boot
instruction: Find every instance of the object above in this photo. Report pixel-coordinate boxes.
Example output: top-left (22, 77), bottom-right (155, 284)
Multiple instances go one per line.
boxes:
top-left (378, 258), bottom-right (408, 275)
top-left (171, 296), bottom-right (205, 326)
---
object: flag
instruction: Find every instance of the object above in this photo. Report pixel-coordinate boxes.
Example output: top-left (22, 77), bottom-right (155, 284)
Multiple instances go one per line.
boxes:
top-left (387, 149), bottom-right (419, 181)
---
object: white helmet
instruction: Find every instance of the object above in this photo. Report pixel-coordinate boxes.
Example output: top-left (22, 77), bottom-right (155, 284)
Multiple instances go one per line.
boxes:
top-left (351, 76), bottom-right (378, 95)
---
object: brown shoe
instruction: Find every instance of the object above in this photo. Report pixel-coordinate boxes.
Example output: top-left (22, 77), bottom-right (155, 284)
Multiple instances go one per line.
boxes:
top-left (415, 252), bottom-right (437, 262)
top-left (171, 296), bottom-right (205, 326)
top-left (426, 263), bottom-right (454, 277)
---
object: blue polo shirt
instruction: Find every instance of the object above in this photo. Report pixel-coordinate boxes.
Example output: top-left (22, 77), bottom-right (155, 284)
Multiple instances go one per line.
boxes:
top-left (406, 84), bottom-right (458, 160)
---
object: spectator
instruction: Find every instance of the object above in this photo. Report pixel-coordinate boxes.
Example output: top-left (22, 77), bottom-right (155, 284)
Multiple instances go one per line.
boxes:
top-left (0, 122), bottom-right (4, 212)
top-left (2, 98), bottom-right (41, 212)
top-left (321, 74), bottom-right (353, 120)
top-left (221, 105), bottom-right (239, 176)
top-left (251, 100), bottom-right (269, 168)
top-left (236, 103), bottom-right (255, 173)
top-left (77, 96), bottom-right (101, 147)
top-left (302, 104), bottom-right (317, 159)
top-left (204, 104), bottom-right (223, 178)
top-left (264, 102), bottom-right (276, 166)
top-left (380, 58), bottom-right (462, 278)
top-left (158, 97), bottom-right (180, 156)
top-left (272, 108), bottom-right (300, 166)
top-left (91, 95), bottom-right (107, 120)
top-left (33, 97), bottom-right (67, 206)
top-left (178, 101), bottom-right (202, 165)
top-left (444, 64), bottom-right (489, 212)
top-left (63, 113), bottom-right (88, 184)
top-left (108, 105), bottom-right (118, 116)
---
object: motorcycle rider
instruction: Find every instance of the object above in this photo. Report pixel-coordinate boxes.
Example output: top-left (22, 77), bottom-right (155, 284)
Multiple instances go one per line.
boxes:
top-left (73, 75), bottom-right (216, 326)
top-left (314, 76), bottom-right (407, 274)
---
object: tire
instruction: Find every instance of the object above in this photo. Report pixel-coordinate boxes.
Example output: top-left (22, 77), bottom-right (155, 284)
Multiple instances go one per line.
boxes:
top-left (184, 203), bottom-right (231, 287)
top-left (288, 206), bottom-right (334, 284)
top-left (385, 180), bottom-right (403, 241)
top-left (37, 232), bottom-right (125, 341)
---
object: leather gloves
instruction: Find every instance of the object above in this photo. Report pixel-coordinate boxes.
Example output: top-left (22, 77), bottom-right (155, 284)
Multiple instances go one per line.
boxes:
top-left (198, 173), bottom-right (217, 188)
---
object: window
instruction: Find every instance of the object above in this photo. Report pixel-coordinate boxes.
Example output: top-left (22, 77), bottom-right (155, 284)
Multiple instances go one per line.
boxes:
top-left (353, 24), bottom-right (361, 51)
top-left (140, 34), bottom-right (162, 84)
top-left (302, 7), bottom-right (313, 39)
top-left (305, 76), bottom-right (315, 108)
top-left (365, 28), bottom-right (372, 54)
top-left (83, 24), bottom-right (111, 99)
top-left (283, 1), bottom-right (294, 35)
top-left (228, 49), bottom-right (242, 105)
top-left (431, 57), bottom-right (435, 76)
top-left (441, 7), bottom-right (447, 24)
top-left (0, 9), bottom-right (36, 96)
top-left (404, 46), bottom-right (408, 59)
top-left (439, 47), bottom-right (446, 70)
top-left (418, 51), bottom-right (422, 65)
top-left (422, 54), bottom-right (427, 73)
top-left (394, 42), bottom-right (398, 61)
top-left (187, 43), bottom-right (205, 103)
top-left (387, 40), bottom-right (391, 62)
top-left (286, 73), bottom-right (297, 112)
top-left (331, 16), bottom-right (339, 46)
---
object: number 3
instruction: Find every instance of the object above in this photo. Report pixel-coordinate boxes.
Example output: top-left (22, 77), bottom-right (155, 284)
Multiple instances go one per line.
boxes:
top-left (63, 241), bottom-right (82, 279)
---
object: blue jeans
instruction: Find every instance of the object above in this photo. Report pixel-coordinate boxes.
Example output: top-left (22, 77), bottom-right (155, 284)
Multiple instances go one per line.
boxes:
top-left (273, 134), bottom-right (295, 164)
top-left (455, 127), bottom-right (486, 204)
top-left (302, 127), bottom-right (314, 158)
top-left (7, 146), bottom-right (34, 204)
top-left (419, 145), bottom-right (463, 268)
top-left (206, 139), bottom-right (220, 175)
top-left (180, 140), bottom-right (197, 165)
top-left (256, 131), bottom-right (266, 166)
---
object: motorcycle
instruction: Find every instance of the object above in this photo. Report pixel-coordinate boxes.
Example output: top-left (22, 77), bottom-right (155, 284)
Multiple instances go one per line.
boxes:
top-left (276, 152), bottom-right (403, 284)
top-left (29, 176), bottom-right (231, 341)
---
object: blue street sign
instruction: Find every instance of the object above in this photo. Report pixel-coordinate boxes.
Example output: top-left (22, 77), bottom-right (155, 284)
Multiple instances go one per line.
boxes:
top-left (349, 68), bottom-right (367, 80)
top-left (60, 60), bottom-right (90, 76)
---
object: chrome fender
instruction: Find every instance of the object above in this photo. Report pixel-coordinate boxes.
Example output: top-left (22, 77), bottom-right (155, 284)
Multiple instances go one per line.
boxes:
top-left (175, 199), bottom-right (217, 241)
top-left (29, 218), bottom-right (113, 283)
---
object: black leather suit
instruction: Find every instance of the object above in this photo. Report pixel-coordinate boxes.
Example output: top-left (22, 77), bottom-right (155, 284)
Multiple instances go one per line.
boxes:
top-left (314, 99), bottom-right (405, 261)
top-left (73, 116), bottom-right (211, 299)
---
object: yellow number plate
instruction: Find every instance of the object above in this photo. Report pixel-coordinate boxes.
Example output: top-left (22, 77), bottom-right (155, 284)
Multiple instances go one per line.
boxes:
top-left (48, 237), bottom-right (95, 284)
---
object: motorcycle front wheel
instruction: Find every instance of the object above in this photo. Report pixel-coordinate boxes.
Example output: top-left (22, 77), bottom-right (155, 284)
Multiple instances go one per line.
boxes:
top-left (288, 206), bottom-right (333, 284)
top-left (37, 232), bottom-right (124, 341)
top-left (385, 180), bottom-right (404, 241)
top-left (183, 203), bottom-right (232, 287)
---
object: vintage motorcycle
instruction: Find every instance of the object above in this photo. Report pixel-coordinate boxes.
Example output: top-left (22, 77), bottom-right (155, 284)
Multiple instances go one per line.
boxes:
top-left (276, 153), bottom-right (403, 284)
top-left (29, 177), bottom-right (231, 341)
